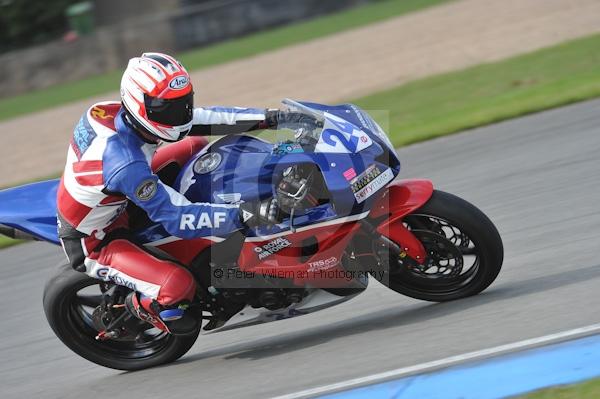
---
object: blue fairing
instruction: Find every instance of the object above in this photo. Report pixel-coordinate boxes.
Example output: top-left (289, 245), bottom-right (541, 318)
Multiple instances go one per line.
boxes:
top-left (169, 101), bottom-right (401, 240)
top-left (175, 135), bottom-right (274, 205)
top-left (295, 101), bottom-right (398, 155)
top-left (0, 101), bottom-right (400, 246)
top-left (0, 179), bottom-right (60, 244)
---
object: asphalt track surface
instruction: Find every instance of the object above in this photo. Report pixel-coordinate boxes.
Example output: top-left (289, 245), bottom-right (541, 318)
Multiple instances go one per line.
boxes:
top-left (1, 100), bottom-right (600, 398)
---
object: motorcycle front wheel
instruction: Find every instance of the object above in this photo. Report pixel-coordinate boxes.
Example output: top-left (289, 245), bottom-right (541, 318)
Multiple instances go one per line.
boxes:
top-left (386, 190), bottom-right (504, 302)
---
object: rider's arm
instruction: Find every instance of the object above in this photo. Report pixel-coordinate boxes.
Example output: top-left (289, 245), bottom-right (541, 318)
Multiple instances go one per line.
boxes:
top-left (188, 106), bottom-right (275, 136)
top-left (105, 161), bottom-right (243, 239)
top-left (188, 107), bottom-right (320, 136)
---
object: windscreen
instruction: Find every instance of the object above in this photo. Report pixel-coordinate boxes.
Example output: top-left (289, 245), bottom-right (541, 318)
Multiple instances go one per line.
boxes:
top-left (281, 99), bottom-right (397, 155)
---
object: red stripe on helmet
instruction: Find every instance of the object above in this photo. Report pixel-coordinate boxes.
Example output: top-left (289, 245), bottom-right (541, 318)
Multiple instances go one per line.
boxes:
top-left (123, 86), bottom-right (144, 109)
top-left (131, 69), bottom-right (164, 98)
top-left (138, 67), bottom-right (160, 85)
top-left (128, 73), bottom-right (155, 95)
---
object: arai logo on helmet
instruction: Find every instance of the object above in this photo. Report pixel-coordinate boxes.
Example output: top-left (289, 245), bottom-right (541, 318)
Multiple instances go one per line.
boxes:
top-left (169, 76), bottom-right (189, 90)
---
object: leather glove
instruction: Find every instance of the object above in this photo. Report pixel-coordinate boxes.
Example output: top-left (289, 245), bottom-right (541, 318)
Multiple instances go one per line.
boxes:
top-left (263, 109), bottom-right (280, 129)
top-left (262, 110), bottom-right (321, 130)
top-left (239, 198), bottom-right (280, 228)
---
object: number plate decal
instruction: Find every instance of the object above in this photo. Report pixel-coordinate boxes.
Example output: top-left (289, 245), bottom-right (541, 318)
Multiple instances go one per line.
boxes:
top-left (315, 113), bottom-right (373, 153)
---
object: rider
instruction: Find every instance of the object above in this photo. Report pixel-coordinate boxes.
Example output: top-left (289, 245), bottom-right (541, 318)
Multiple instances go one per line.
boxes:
top-left (57, 52), bottom-right (287, 335)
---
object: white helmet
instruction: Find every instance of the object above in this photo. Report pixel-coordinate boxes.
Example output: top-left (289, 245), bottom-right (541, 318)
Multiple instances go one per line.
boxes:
top-left (120, 52), bottom-right (194, 142)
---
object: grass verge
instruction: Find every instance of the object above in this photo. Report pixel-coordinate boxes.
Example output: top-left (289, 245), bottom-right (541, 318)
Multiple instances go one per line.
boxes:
top-left (518, 378), bottom-right (600, 398)
top-left (0, 0), bottom-right (451, 122)
top-left (0, 235), bottom-right (22, 249)
top-left (353, 33), bottom-right (600, 146)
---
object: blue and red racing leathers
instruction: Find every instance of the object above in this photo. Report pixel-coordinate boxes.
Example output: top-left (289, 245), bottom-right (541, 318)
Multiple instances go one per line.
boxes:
top-left (57, 101), bottom-right (267, 307)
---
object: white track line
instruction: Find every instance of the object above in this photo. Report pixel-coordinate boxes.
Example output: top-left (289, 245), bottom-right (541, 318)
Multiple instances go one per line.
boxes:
top-left (272, 323), bottom-right (600, 399)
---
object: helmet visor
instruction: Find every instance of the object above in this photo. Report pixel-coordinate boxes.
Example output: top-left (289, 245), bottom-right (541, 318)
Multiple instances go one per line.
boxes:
top-left (145, 92), bottom-right (194, 126)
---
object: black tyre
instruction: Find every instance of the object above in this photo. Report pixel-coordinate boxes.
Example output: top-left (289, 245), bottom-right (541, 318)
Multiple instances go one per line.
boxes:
top-left (43, 263), bottom-right (200, 370)
top-left (387, 190), bottom-right (503, 302)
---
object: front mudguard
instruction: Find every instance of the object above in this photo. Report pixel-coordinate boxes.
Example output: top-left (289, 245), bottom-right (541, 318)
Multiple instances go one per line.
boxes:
top-left (369, 179), bottom-right (434, 263)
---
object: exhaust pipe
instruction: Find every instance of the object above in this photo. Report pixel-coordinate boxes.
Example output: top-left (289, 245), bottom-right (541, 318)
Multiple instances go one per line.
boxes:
top-left (0, 224), bottom-right (40, 241)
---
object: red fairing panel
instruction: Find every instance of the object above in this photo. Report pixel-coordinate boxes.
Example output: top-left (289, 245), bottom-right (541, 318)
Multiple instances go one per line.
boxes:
top-left (157, 238), bottom-right (213, 265)
top-left (239, 222), bottom-right (363, 288)
top-left (369, 179), bottom-right (434, 220)
top-left (151, 136), bottom-right (209, 173)
top-left (370, 179), bottom-right (434, 263)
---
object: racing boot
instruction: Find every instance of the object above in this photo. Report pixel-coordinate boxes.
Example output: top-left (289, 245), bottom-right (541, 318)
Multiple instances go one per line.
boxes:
top-left (125, 292), bottom-right (200, 335)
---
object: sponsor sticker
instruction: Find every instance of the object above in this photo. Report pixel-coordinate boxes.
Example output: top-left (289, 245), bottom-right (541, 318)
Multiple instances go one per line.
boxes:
top-left (254, 237), bottom-right (292, 260)
top-left (169, 75), bottom-right (189, 90)
top-left (242, 209), bottom-right (254, 223)
top-left (343, 167), bottom-right (357, 181)
top-left (274, 142), bottom-right (304, 155)
top-left (71, 117), bottom-right (97, 159)
top-left (307, 256), bottom-right (339, 272)
top-left (216, 193), bottom-right (243, 204)
top-left (350, 164), bottom-right (381, 192)
top-left (95, 267), bottom-right (137, 291)
top-left (350, 164), bottom-right (394, 204)
top-left (108, 274), bottom-right (137, 291)
top-left (135, 179), bottom-right (157, 201)
top-left (180, 212), bottom-right (228, 230)
top-left (91, 106), bottom-right (114, 120)
top-left (96, 267), bottom-right (109, 279)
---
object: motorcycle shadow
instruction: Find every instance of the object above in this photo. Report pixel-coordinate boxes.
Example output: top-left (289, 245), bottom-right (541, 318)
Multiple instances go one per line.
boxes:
top-left (177, 261), bottom-right (600, 364)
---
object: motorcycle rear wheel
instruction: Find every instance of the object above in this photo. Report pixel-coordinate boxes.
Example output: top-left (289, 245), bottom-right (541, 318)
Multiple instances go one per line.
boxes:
top-left (43, 262), bottom-right (200, 370)
top-left (386, 190), bottom-right (503, 302)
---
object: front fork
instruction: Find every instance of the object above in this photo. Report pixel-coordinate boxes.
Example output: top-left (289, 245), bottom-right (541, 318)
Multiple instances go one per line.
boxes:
top-left (360, 219), bottom-right (426, 282)
top-left (361, 179), bottom-right (435, 277)
top-left (373, 220), bottom-right (427, 264)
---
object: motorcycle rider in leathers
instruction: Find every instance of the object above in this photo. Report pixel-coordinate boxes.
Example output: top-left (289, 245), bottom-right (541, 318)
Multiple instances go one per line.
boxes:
top-left (57, 52), bottom-right (310, 335)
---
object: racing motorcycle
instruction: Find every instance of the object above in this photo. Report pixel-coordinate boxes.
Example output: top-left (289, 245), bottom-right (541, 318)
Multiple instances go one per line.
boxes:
top-left (0, 99), bottom-right (503, 370)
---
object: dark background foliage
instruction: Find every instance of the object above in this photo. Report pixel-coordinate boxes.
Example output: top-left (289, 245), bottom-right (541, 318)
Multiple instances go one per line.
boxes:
top-left (0, 0), bottom-right (79, 53)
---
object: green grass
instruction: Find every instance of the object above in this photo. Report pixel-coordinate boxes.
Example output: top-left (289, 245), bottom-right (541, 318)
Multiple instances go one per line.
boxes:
top-left (0, 235), bottom-right (22, 249)
top-left (517, 378), bottom-right (600, 398)
top-left (0, 0), bottom-right (451, 122)
top-left (353, 33), bottom-right (600, 146)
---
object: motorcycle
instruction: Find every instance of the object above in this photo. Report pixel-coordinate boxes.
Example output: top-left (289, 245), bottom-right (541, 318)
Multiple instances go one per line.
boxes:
top-left (0, 99), bottom-right (503, 370)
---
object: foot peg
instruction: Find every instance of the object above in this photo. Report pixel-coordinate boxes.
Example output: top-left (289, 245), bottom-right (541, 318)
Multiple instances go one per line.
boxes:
top-left (125, 292), bottom-right (200, 335)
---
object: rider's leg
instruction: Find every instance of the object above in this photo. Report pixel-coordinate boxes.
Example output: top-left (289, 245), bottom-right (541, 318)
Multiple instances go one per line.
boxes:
top-left (62, 236), bottom-right (198, 334)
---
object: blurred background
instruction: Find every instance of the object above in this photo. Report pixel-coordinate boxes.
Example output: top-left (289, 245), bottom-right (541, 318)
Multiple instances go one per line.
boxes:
top-left (1, 0), bottom-right (599, 191)
top-left (1, 0), bottom-right (600, 242)
top-left (2, 1), bottom-right (600, 398)
top-left (0, 0), bottom-right (370, 94)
